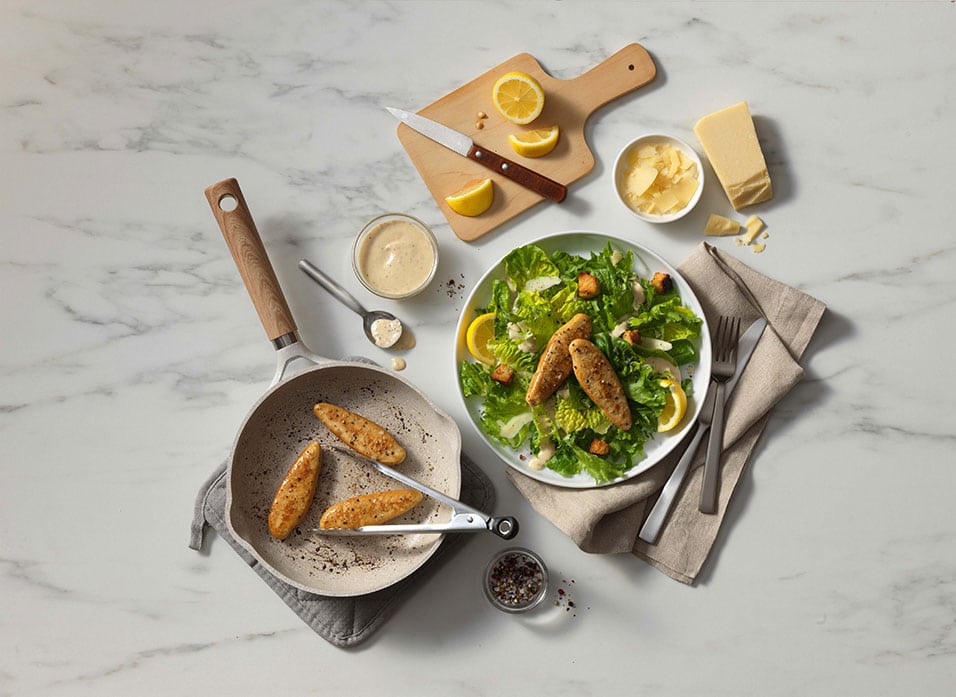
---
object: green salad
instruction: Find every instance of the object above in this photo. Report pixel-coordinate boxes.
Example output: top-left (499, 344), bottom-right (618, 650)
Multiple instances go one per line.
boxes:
top-left (458, 242), bottom-right (703, 484)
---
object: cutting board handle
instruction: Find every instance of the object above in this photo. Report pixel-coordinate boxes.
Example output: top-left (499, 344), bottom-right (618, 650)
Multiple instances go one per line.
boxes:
top-left (205, 178), bottom-right (297, 343)
top-left (567, 43), bottom-right (656, 111)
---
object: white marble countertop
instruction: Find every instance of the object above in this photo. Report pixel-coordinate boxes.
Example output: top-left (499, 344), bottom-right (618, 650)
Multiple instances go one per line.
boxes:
top-left (3, 1), bottom-right (955, 693)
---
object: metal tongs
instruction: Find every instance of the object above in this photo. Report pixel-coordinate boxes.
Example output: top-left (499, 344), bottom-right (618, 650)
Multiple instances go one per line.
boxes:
top-left (314, 446), bottom-right (519, 539)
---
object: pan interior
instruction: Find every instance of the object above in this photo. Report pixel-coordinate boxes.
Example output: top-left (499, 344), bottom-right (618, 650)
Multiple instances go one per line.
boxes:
top-left (226, 363), bottom-right (462, 597)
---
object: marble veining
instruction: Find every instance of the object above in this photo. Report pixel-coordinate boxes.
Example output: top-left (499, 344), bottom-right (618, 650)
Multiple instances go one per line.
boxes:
top-left (2, 1), bottom-right (955, 694)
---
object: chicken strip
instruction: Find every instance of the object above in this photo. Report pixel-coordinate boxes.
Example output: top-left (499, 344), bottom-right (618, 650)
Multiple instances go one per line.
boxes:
top-left (313, 403), bottom-right (405, 465)
top-left (525, 313), bottom-right (592, 406)
top-left (319, 489), bottom-right (424, 529)
top-left (569, 338), bottom-right (632, 431)
top-left (268, 441), bottom-right (322, 540)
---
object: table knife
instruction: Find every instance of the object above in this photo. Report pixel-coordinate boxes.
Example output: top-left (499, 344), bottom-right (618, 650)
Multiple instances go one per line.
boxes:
top-left (638, 317), bottom-right (767, 544)
top-left (386, 106), bottom-right (567, 203)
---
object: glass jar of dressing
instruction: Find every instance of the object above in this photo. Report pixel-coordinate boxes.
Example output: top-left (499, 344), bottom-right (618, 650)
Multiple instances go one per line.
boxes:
top-left (352, 213), bottom-right (438, 299)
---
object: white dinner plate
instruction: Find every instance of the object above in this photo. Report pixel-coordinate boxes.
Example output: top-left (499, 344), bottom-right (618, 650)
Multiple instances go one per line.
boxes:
top-left (454, 231), bottom-right (711, 489)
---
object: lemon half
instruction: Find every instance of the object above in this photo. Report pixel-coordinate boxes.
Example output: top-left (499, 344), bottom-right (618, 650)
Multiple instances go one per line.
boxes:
top-left (445, 178), bottom-right (494, 217)
top-left (657, 379), bottom-right (688, 432)
top-left (492, 71), bottom-right (545, 125)
top-left (466, 312), bottom-right (497, 365)
top-left (508, 125), bottom-right (560, 158)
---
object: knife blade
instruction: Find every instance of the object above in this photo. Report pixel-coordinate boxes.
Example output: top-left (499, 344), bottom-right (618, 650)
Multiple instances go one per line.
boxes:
top-left (386, 106), bottom-right (567, 203)
top-left (638, 317), bottom-right (767, 544)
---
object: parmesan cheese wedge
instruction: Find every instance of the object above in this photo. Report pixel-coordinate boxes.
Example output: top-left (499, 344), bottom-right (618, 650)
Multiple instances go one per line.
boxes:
top-left (694, 102), bottom-right (773, 210)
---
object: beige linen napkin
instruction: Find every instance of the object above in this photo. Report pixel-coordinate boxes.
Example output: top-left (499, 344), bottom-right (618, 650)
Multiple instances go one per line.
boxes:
top-left (508, 243), bottom-right (826, 584)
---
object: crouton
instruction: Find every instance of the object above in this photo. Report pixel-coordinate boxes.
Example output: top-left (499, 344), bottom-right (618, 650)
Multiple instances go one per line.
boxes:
top-left (577, 272), bottom-right (601, 299)
top-left (621, 329), bottom-right (641, 346)
top-left (491, 363), bottom-right (515, 386)
top-left (588, 438), bottom-right (611, 456)
top-left (650, 272), bottom-right (673, 294)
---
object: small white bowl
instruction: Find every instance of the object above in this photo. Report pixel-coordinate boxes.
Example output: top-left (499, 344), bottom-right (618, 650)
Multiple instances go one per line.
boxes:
top-left (613, 133), bottom-right (704, 224)
top-left (351, 213), bottom-right (438, 299)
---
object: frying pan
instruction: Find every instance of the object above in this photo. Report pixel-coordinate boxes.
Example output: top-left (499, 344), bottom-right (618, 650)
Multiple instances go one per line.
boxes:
top-left (205, 178), bottom-right (462, 597)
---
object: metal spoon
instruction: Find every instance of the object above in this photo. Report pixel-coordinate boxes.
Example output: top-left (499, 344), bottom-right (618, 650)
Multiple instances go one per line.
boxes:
top-left (298, 259), bottom-right (404, 349)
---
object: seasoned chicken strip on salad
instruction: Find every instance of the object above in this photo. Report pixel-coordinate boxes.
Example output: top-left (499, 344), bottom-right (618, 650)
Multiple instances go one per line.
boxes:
top-left (569, 338), bottom-right (632, 431)
top-left (525, 313), bottom-right (592, 406)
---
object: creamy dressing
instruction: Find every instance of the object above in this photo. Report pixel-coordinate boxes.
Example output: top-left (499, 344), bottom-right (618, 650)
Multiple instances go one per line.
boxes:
top-left (507, 321), bottom-right (537, 353)
top-left (528, 438), bottom-right (555, 471)
top-left (358, 219), bottom-right (434, 296)
top-left (370, 317), bottom-right (403, 348)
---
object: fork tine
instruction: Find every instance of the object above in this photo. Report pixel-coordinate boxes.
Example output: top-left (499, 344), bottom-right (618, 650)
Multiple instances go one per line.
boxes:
top-left (725, 316), bottom-right (736, 359)
top-left (729, 317), bottom-right (741, 359)
top-left (714, 315), bottom-right (727, 359)
top-left (720, 315), bottom-right (733, 360)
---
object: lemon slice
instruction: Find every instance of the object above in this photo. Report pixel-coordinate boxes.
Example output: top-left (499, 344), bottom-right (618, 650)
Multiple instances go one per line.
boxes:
top-left (508, 125), bottom-right (560, 158)
top-left (445, 178), bottom-right (494, 217)
top-left (492, 71), bottom-right (545, 125)
top-left (657, 379), bottom-right (688, 432)
top-left (466, 312), bottom-right (497, 365)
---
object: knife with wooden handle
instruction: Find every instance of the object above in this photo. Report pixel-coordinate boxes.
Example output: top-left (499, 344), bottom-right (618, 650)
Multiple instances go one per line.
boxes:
top-left (386, 106), bottom-right (567, 203)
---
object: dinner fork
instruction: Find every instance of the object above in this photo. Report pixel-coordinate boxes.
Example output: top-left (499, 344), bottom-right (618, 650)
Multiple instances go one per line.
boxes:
top-left (699, 315), bottom-right (741, 513)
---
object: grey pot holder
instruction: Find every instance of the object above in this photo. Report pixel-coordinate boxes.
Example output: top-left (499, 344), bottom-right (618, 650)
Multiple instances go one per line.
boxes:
top-left (189, 452), bottom-right (494, 648)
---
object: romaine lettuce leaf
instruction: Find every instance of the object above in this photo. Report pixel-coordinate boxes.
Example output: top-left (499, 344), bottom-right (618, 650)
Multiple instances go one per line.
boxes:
top-left (459, 361), bottom-right (492, 398)
top-left (503, 245), bottom-right (560, 290)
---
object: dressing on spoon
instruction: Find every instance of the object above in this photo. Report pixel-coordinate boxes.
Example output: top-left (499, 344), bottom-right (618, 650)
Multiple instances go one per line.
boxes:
top-left (298, 259), bottom-right (404, 349)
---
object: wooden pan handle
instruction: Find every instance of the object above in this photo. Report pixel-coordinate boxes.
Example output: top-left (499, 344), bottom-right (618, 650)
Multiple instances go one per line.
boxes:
top-left (204, 178), bottom-right (297, 343)
top-left (566, 43), bottom-right (656, 112)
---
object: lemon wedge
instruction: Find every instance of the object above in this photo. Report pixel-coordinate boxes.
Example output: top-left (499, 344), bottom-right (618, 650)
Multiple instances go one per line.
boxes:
top-left (445, 178), bottom-right (494, 217)
top-left (508, 125), bottom-right (560, 158)
top-left (466, 312), bottom-right (497, 365)
top-left (492, 71), bottom-right (545, 125)
top-left (657, 379), bottom-right (688, 432)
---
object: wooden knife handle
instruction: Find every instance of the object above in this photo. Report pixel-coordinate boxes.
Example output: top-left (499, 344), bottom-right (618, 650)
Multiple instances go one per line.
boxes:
top-left (467, 144), bottom-right (567, 203)
top-left (204, 178), bottom-right (297, 343)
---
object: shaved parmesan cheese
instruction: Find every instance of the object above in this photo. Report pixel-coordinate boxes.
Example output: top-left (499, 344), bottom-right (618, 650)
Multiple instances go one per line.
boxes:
top-left (640, 337), bottom-right (673, 351)
top-left (644, 356), bottom-right (681, 382)
top-left (499, 412), bottom-right (534, 439)
top-left (631, 281), bottom-right (645, 308)
top-left (524, 276), bottom-right (562, 292)
top-left (621, 140), bottom-right (700, 216)
top-left (611, 316), bottom-right (634, 338)
top-left (627, 166), bottom-right (658, 196)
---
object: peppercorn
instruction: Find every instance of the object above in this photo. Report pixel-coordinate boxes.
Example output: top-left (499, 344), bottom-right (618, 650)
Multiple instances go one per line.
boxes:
top-left (486, 551), bottom-right (546, 609)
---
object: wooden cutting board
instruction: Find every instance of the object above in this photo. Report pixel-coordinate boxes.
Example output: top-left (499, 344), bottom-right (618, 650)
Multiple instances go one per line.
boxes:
top-left (395, 44), bottom-right (656, 241)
